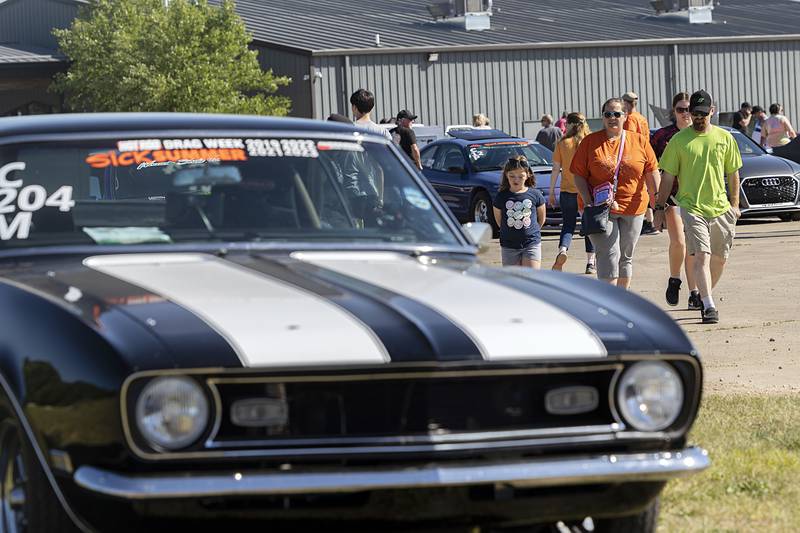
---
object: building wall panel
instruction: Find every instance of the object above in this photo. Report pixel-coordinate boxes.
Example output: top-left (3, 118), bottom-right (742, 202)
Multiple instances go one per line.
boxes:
top-left (253, 46), bottom-right (311, 118)
top-left (0, 0), bottom-right (78, 49)
top-left (307, 40), bottom-right (800, 135)
top-left (333, 46), bottom-right (665, 136)
top-left (676, 41), bottom-right (800, 126)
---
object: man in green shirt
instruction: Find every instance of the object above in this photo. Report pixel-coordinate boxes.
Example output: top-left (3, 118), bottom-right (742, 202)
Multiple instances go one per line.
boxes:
top-left (654, 90), bottom-right (742, 324)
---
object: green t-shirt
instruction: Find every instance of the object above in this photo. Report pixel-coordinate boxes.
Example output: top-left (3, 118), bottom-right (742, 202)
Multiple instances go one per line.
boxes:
top-left (659, 126), bottom-right (743, 218)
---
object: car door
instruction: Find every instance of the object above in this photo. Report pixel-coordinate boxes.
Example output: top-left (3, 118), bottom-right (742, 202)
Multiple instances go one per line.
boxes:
top-left (423, 143), bottom-right (471, 217)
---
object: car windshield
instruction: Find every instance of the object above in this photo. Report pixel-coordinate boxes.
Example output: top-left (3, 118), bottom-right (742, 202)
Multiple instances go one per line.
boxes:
top-left (468, 142), bottom-right (551, 171)
top-left (729, 130), bottom-right (763, 155)
top-left (0, 136), bottom-right (460, 249)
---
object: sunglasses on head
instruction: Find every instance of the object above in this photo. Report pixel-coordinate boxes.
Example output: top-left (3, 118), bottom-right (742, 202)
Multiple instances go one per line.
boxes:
top-left (691, 111), bottom-right (710, 118)
top-left (603, 111), bottom-right (624, 118)
top-left (507, 158), bottom-right (529, 168)
top-left (675, 106), bottom-right (690, 113)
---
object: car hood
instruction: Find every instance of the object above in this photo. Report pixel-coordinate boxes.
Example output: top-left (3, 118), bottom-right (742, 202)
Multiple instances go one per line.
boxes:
top-left (0, 250), bottom-right (692, 370)
top-left (741, 152), bottom-right (800, 176)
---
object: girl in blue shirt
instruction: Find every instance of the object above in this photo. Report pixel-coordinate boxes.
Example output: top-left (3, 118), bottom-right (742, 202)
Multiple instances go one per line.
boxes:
top-left (492, 156), bottom-right (547, 268)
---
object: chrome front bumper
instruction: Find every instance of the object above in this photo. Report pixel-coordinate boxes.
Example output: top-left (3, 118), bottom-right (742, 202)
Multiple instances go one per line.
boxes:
top-left (73, 446), bottom-right (709, 500)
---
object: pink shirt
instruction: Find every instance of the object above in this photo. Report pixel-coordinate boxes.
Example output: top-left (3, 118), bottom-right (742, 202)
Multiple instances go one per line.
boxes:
top-left (764, 115), bottom-right (793, 147)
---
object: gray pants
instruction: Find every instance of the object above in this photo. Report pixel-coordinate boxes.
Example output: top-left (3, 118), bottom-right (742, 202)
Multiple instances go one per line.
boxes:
top-left (588, 213), bottom-right (644, 280)
top-left (501, 243), bottom-right (542, 266)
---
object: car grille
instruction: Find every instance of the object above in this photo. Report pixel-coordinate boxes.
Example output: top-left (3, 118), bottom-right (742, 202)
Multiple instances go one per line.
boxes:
top-left (742, 176), bottom-right (798, 206)
top-left (208, 368), bottom-right (617, 450)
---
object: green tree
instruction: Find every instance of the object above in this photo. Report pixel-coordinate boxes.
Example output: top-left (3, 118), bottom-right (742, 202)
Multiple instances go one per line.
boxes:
top-left (53, 0), bottom-right (290, 115)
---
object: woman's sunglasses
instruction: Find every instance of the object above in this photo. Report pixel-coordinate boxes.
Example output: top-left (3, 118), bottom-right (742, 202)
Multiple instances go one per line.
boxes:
top-left (675, 106), bottom-right (690, 113)
top-left (603, 111), bottom-right (624, 118)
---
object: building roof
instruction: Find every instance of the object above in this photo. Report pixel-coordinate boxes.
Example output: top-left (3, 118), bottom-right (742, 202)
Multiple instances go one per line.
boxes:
top-left (226, 0), bottom-right (800, 54)
top-left (0, 43), bottom-right (63, 64)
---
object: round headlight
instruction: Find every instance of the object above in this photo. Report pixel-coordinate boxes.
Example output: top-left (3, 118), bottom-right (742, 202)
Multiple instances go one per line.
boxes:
top-left (616, 361), bottom-right (684, 432)
top-left (135, 376), bottom-right (210, 451)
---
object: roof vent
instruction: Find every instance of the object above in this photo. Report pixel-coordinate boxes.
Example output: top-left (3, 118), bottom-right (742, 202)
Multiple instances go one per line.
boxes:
top-left (651, 0), bottom-right (714, 24)
top-left (427, 0), bottom-right (493, 31)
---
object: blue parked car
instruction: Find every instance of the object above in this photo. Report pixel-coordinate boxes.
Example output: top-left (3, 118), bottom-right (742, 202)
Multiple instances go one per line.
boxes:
top-left (420, 130), bottom-right (562, 233)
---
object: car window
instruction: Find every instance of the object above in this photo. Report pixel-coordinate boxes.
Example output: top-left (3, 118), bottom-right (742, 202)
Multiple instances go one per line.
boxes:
top-left (421, 146), bottom-right (438, 169)
top-left (468, 142), bottom-right (550, 171)
top-left (0, 136), bottom-right (460, 248)
top-left (528, 143), bottom-right (554, 165)
top-left (432, 145), bottom-right (466, 172)
top-left (729, 130), bottom-right (762, 155)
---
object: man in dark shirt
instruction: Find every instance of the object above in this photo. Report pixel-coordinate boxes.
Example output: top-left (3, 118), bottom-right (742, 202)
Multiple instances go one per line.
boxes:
top-left (731, 101), bottom-right (752, 133)
top-left (535, 114), bottom-right (563, 151)
top-left (391, 110), bottom-right (422, 169)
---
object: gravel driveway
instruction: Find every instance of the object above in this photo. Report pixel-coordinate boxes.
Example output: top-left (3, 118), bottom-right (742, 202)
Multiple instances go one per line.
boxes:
top-left (481, 218), bottom-right (800, 395)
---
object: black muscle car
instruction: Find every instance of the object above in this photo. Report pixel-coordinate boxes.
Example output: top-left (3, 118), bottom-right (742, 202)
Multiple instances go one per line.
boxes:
top-left (0, 113), bottom-right (707, 533)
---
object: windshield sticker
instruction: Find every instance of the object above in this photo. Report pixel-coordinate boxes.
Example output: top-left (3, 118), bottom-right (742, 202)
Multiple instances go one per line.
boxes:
top-left (83, 227), bottom-right (172, 245)
top-left (0, 162), bottom-right (75, 240)
top-left (86, 148), bottom-right (247, 169)
top-left (136, 159), bottom-right (219, 171)
top-left (402, 187), bottom-right (431, 210)
top-left (316, 141), bottom-right (365, 152)
top-left (482, 142), bottom-right (528, 147)
top-left (245, 139), bottom-right (319, 158)
top-left (469, 148), bottom-right (487, 161)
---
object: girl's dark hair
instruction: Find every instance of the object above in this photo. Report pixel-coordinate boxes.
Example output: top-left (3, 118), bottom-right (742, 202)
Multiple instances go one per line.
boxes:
top-left (769, 103), bottom-right (781, 115)
top-left (672, 92), bottom-right (690, 108)
top-left (499, 156), bottom-right (535, 191)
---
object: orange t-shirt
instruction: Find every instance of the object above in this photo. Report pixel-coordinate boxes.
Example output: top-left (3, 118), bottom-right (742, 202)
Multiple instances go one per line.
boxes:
top-left (623, 111), bottom-right (650, 137)
top-left (552, 137), bottom-right (580, 193)
top-left (569, 130), bottom-right (658, 216)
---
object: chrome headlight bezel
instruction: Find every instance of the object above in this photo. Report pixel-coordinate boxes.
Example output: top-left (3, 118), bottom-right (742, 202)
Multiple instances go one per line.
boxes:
top-left (616, 361), bottom-right (685, 432)
top-left (134, 376), bottom-right (210, 451)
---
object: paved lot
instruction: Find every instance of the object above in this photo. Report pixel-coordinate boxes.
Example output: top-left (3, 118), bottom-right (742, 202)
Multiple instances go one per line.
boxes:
top-left (480, 218), bottom-right (800, 395)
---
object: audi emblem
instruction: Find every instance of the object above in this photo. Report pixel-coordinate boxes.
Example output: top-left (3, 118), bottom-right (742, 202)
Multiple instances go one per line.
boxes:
top-left (761, 178), bottom-right (781, 187)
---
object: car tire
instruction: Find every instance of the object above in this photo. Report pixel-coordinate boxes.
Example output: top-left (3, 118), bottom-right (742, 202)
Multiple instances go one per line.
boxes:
top-left (0, 420), bottom-right (77, 533)
top-left (470, 190), bottom-right (498, 237)
top-left (591, 497), bottom-right (659, 533)
top-left (778, 212), bottom-right (800, 222)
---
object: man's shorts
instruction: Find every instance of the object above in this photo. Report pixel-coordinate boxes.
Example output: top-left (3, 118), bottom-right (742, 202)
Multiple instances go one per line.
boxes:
top-left (501, 242), bottom-right (542, 266)
top-left (680, 207), bottom-right (737, 258)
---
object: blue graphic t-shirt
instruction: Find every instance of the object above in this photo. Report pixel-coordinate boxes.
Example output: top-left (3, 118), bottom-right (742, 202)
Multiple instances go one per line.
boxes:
top-left (492, 188), bottom-right (545, 249)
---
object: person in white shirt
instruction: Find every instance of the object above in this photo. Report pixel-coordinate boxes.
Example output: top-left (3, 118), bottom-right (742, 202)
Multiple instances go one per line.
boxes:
top-left (350, 89), bottom-right (392, 141)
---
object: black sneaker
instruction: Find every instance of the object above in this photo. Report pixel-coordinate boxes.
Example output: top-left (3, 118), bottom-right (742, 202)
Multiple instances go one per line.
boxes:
top-left (665, 277), bottom-right (681, 306)
top-left (702, 307), bottom-right (719, 324)
top-left (688, 291), bottom-right (702, 310)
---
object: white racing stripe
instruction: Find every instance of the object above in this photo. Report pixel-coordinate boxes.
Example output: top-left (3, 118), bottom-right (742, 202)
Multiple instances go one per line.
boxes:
top-left (293, 252), bottom-right (607, 360)
top-left (84, 254), bottom-right (390, 367)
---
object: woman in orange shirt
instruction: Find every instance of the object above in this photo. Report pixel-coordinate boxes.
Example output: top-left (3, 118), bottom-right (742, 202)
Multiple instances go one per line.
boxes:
top-left (549, 112), bottom-right (596, 274)
top-left (570, 98), bottom-right (660, 289)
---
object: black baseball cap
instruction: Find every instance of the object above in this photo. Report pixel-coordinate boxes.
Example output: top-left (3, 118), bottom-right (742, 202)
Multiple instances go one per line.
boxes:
top-left (396, 109), bottom-right (417, 121)
top-left (689, 90), bottom-right (713, 114)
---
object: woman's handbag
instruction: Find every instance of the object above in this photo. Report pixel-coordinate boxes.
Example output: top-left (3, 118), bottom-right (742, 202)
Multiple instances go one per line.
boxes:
top-left (580, 131), bottom-right (626, 236)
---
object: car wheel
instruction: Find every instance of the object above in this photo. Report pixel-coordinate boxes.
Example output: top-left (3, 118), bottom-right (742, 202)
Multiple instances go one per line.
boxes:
top-left (591, 497), bottom-right (659, 533)
top-left (778, 213), bottom-right (800, 222)
top-left (470, 191), bottom-right (498, 236)
top-left (0, 421), bottom-right (76, 533)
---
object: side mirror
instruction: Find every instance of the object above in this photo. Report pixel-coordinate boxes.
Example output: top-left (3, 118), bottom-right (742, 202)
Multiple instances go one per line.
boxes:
top-left (462, 222), bottom-right (492, 253)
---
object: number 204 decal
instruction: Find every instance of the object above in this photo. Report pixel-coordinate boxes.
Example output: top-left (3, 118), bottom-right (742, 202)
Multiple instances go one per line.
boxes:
top-left (0, 162), bottom-right (75, 240)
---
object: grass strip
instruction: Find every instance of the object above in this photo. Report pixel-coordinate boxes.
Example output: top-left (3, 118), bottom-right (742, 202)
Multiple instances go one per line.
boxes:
top-left (659, 394), bottom-right (800, 531)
